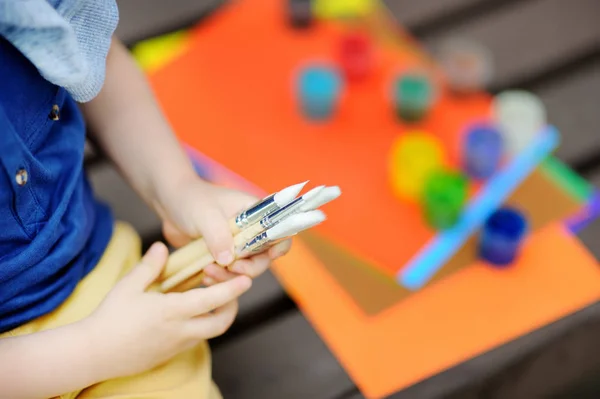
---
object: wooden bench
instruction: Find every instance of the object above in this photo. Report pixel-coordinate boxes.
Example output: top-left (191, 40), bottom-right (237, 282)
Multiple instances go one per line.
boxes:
top-left (87, 0), bottom-right (600, 397)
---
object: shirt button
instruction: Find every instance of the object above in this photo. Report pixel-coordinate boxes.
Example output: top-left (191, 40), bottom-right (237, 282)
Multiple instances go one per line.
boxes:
top-left (49, 104), bottom-right (60, 121)
top-left (15, 169), bottom-right (28, 186)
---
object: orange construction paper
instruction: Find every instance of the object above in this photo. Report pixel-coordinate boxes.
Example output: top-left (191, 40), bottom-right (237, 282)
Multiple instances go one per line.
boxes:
top-left (274, 223), bottom-right (600, 398)
top-left (145, 1), bottom-right (600, 397)
top-left (148, 0), bottom-right (491, 277)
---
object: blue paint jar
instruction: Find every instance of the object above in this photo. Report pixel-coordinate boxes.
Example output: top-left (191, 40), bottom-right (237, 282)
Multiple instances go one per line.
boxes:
top-left (479, 207), bottom-right (528, 267)
top-left (462, 123), bottom-right (503, 179)
top-left (297, 65), bottom-right (342, 121)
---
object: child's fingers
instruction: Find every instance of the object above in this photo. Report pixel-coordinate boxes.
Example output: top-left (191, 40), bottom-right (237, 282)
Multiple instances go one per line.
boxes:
top-left (174, 276), bottom-right (251, 317)
top-left (228, 255), bottom-right (271, 279)
top-left (184, 300), bottom-right (239, 339)
top-left (121, 242), bottom-right (169, 291)
top-left (162, 220), bottom-right (192, 248)
top-left (191, 202), bottom-right (235, 267)
top-left (203, 264), bottom-right (238, 282)
top-left (268, 239), bottom-right (293, 260)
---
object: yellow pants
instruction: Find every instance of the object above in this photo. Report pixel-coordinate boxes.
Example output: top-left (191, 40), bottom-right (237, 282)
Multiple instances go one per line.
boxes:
top-left (0, 222), bottom-right (222, 399)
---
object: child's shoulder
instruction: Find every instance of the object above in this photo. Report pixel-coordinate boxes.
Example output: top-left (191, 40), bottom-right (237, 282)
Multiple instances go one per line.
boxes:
top-left (0, 0), bottom-right (119, 103)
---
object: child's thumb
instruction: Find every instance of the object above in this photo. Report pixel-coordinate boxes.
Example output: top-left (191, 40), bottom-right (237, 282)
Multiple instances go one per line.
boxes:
top-left (193, 206), bottom-right (235, 267)
top-left (125, 242), bottom-right (169, 290)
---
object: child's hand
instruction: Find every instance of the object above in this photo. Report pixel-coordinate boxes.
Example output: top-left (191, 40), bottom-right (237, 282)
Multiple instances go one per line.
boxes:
top-left (157, 177), bottom-right (292, 282)
top-left (84, 242), bottom-right (251, 380)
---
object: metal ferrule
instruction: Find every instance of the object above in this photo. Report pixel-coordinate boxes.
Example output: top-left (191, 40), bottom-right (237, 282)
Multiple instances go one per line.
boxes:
top-left (235, 231), bottom-right (270, 257)
top-left (252, 234), bottom-right (298, 254)
top-left (259, 197), bottom-right (304, 229)
top-left (234, 193), bottom-right (276, 229)
top-left (237, 233), bottom-right (299, 257)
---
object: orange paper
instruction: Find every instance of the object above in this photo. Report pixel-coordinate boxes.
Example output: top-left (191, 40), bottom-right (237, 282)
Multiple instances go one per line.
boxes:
top-left (145, 1), bottom-right (600, 397)
top-left (274, 224), bottom-right (600, 398)
top-left (148, 0), bottom-right (491, 277)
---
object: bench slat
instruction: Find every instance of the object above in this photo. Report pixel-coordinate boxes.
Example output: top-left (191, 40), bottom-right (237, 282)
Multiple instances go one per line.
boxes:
top-left (383, 0), bottom-right (489, 29)
top-left (535, 58), bottom-right (600, 165)
top-left (115, 0), bottom-right (224, 44)
top-left (422, 0), bottom-right (600, 91)
top-left (211, 312), bottom-right (355, 399)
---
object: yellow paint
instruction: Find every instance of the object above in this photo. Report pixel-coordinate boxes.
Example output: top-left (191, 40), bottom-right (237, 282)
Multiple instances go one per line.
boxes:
top-left (313, 0), bottom-right (376, 19)
top-left (131, 30), bottom-right (191, 73)
top-left (389, 131), bottom-right (446, 201)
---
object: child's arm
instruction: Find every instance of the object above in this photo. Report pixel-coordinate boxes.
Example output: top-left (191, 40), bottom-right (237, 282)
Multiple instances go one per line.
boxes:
top-left (0, 243), bottom-right (251, 399)
top-left (81, 37), bottom-right (292, 267)
top-left (81, 37), bottom-right (238, 264)
top-left (0, 320), bottom-right (109, 398)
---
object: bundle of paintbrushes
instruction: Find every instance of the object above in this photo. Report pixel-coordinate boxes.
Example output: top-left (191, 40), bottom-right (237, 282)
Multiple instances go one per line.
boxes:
top-left (157, 181), bottom-right (341, 293)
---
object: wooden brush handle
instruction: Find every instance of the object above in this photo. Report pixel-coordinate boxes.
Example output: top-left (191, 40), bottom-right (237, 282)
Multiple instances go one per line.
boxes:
top-left (160, 222), bottom-right (266, 292)
top-left (161, 216), bottom-right (243, 279)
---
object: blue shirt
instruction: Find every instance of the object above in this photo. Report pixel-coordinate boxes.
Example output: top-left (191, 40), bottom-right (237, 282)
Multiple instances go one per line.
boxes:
top-left (0, 0), bottom-right (118, 333)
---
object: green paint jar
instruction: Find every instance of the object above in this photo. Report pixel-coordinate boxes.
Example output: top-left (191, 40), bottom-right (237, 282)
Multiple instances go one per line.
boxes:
top-left (394, 72), bottom-right (434, 122)
top-left (422, 170), bottom-right (468, 229)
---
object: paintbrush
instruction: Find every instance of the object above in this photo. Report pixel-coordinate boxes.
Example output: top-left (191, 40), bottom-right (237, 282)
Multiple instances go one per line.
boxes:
top-left (159, 185), bottom-right (342, 292)
top-left (231, 180), bottom-right (309, 232)
top-left (163, 180), bottom-right (308, 279)
top-left (234, 186), bottom-right (341, 257)
top-left (162, 185), bottom-right (326, 280)
top-left (160, 210), bottom-right (327, 292)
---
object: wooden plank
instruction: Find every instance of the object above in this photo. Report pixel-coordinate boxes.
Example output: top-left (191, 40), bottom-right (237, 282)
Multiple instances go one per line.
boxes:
top-left (451, 306), bottom-right (600, 398)
top-left (535, 58), bottom-right (600, 165)
top-left (211, 312), bottom-right (355, 399)
top-left (347, 305), bottom-right (600, 399)
top-left (383, 0), bottom-right (490, 30)
top-left (237, 271), bottom-right (286, 318)
top-left (422, 0), bottom-right (600, 91)
top-left (115, 0), bottom-right (224, 44)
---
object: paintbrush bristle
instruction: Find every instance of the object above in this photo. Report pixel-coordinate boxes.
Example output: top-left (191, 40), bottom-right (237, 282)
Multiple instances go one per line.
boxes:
top-left (267, 210), bottom-right (326, 240)
top-left (274, 180), bottom-right (309, 207)
top-left (301, 185), bottom-right (325, 203)
top-left (300, 186), bottom-right (341, 212)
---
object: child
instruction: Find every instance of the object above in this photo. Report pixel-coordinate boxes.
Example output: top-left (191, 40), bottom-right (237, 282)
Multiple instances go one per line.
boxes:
top-left (0, 1), bottom-right (291, 398)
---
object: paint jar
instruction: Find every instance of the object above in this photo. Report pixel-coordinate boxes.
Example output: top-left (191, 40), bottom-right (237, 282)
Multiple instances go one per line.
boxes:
top-left (338, 31), bottom-right (373, 81)
top-left (297, 65), bottom-right (342, 121)
top-left (389, 131), bottom-right (445, 201)
top-left (492, 90), bottom-right (546, 157)
top-left (288, 0), bottom-right (313, 28)
top-left (462, 123), bottom-right (503, 179)
top-left (422, 170), bottom-right (468, 229)
top-left (479, 207), bottom-right (528, 266)
top-left (393, 71), bottom-right (434, 122)
top-left (436, 37), bottom-right (493, 94)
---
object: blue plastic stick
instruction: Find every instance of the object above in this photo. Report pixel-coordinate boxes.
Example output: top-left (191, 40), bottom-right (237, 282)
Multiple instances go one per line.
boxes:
top-left (398, 126), bottom-right (560, 290)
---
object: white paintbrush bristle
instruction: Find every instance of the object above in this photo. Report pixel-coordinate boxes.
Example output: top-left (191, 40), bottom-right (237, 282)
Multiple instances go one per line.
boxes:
top-left (301, 185), bottom-right (325, 204)
top-left (266, 210), bottom-right (326, 241)
top-left (273, 180), bottom-right (309, 207)
top-left (300, 186), bottom-right (341, 212)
